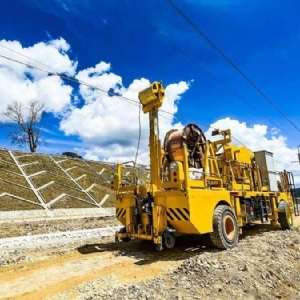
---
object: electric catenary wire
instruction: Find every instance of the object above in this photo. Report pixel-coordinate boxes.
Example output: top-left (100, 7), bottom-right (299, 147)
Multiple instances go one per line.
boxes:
top-left (0, 44), bottom-right (63, 73)
top-left (118, 0), bottom-right (297, 143)
top-left (0, 48), bottom-right (175, 123)
top-left (0, 53), bottom-right (141, 106)
top-left (0, 45), bottom-right (146, 110)
top-left (0, 53), bottom-right (246, 147)
top-left (0, 43), bottom-right (276, 149)
top-left (167, 0), bottom-right (300, 134)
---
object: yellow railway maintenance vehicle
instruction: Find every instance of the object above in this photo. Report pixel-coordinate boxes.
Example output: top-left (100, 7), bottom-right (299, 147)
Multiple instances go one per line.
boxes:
top-left (112, 81), bottom-right (299, 251)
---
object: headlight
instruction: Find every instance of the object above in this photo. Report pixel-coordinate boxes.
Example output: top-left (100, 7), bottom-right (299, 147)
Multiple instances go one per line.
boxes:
top-left (110, 174), bottom-right (114, 182)
top-left (169, 161), bottom-right (178, 171)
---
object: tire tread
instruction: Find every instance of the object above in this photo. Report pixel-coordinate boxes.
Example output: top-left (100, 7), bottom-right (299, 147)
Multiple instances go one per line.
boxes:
top-left (210, 205), bottom-right (239, 249)
top-left (278, 201), bottom-right (292, 230)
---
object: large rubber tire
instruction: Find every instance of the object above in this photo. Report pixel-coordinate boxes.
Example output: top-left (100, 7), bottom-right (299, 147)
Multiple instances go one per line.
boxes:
top-left (278, 200), bottom-right (293, 230)
top-left (209, 205), bottom-right (239, 250)
top-left (162, 230), bottom-right (175, 249)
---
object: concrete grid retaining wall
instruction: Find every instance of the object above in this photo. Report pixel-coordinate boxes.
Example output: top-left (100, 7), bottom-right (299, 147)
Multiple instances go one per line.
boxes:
top-left (0, 207), bottom-right (115, 223)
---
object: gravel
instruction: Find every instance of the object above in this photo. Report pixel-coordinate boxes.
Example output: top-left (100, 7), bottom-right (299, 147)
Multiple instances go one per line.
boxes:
top-left (0, 215), bottom-right (119, 238)
top-left (60, 227), bottom-right (300, 300)
top-left (0, 216), bottom-right (119, 268)
top-left (0, 236), bottom-right (116, 268)
top-left (2, 217), bottom-right (300, 300)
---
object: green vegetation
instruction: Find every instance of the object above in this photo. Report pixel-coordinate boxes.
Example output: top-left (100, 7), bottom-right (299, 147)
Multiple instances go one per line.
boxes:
top-left (50, 197), bottom-right (98, 209)
top-left (0, 180), bottom-right (39, 203)
top-left (0, 151), bottom-right (14, 163)
top-left (89, 185), bottom-right (116, 207)
top-left (0, 169), bottom-right (28, 186)
top-left (0, 161), bottom-right (21, 174)
top-left (0, 149), bottom-right (149, 211)
top-left (0, 196), bottom-right (41, 211)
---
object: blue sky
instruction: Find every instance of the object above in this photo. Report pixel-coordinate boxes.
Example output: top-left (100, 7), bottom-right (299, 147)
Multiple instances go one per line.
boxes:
top-left (0, 0), bottom-right (300, 180)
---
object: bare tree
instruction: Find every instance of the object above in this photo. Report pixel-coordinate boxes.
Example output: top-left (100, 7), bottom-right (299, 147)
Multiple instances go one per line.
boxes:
top-left (2, 100), bottom-right (47, 153)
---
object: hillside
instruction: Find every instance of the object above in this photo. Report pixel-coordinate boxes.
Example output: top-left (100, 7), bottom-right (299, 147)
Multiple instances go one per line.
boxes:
top-left (0, 149), bottom-right (149, 211)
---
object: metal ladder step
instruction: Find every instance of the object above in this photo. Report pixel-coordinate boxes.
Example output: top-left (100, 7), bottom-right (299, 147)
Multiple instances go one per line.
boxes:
top-left (259, 196), bottom-right (269, 223)
top-left (287, 172), bottom-right (299, 217)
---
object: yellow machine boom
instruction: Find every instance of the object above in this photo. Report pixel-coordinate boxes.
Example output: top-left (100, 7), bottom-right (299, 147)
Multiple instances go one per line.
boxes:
top-left (112, 81), bottom-right (298, 250)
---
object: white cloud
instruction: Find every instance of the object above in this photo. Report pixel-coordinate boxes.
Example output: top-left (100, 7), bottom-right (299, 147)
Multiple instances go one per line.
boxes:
top-left (33, 76), bottom-right (73, 115)
top-left (205, 117), bottom-right (300, 184)
top-left (59, 62), bottom-right (190, 165)
top-left (0, 38), bottom-right (77, 78)
top-left (60, 60), bottom-right (299, 187)
top-left (75, 62), bottom-right (123, 105)
top-left (270, 127), bottom-right (280, 136)
top-left (0, 38), bottom-right (76, 121)
top-left (1, 37), bottom-right (298, 187)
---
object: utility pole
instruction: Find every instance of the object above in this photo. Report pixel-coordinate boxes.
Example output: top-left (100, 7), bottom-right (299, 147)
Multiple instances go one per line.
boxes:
top-left (291, 145), bottom-right (300, 165)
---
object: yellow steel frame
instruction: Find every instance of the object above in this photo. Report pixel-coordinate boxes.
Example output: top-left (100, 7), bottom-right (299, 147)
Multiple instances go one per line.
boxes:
top-left (112, 81), bottom-right (295, 247)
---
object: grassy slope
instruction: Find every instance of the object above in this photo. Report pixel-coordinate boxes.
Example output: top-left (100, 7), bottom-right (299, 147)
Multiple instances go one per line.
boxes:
top-left (0, 149), bottom-right (149, 211)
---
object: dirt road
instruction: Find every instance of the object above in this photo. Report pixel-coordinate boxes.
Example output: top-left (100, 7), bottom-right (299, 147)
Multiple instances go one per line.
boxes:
top-left (1, 217), bottom-right (300, 300)
top-left (0, 238), bottom-right (193, 300)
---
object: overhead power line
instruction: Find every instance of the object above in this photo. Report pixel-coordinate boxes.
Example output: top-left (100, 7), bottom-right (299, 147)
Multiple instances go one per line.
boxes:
top-left (118, 0), bottom-right (298, 143)
top-left (167, 0), bottom-right (300, 134)
top-left (0, 53), bottom-right (140, 107)
top-left (0, 52), bottom-right (185, 124)
top-left (0, 52), bottom-right (248, 147)
top-left (0, 44), bottom-right (61, 73)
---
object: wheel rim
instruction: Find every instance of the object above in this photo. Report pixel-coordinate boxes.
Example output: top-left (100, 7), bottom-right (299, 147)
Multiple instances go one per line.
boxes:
top-left (223, 215), bottom-right (235, 240)
top-left (163, 231), bottom-right (175, 248)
